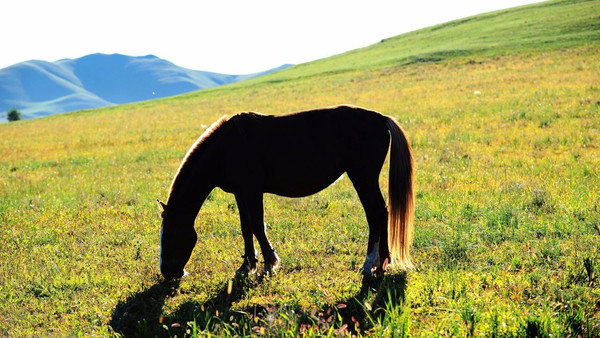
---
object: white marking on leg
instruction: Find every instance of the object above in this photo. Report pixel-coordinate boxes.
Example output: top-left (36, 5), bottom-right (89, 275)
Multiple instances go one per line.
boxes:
top-left (362, 241), bottom-right (379, 273)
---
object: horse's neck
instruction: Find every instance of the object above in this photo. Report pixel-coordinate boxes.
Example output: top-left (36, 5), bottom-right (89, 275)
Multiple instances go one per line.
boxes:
top-left (167, 135), bottom-right (222, 217)
top-left (168, 181), bottom-right (213, 218)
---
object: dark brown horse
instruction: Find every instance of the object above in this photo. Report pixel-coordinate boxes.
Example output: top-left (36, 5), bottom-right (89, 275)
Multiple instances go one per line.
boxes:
top-left (158, 105), bottom-right (414, 279)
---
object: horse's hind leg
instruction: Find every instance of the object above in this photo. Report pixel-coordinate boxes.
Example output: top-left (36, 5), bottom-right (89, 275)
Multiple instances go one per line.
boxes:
top-left (348, 174), bottom-right (389, 275)
top-left (235, 193), bottom-right (280, 275)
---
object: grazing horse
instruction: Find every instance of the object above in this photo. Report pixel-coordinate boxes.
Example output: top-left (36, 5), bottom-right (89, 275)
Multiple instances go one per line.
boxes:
top-left (158, 105), bottom-right (414, 279)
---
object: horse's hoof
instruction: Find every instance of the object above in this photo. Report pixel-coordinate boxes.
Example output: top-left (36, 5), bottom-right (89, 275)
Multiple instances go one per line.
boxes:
top-left (360, 267), bottom-right (375, 278)
top-left (360, 262), bottom-right (377, 275)
top-left (236, 265), bottom-right (257, 276)
top-left (236, 259), bottom-right (258, 276)
top-left (360, 265), bottom-right (385, 278)
top-left (262, 252), bottom-right (280, 275)
top-left (371, 266), bottom-right (385, 278)
top-left (262, 263), bottom-right (279, 275)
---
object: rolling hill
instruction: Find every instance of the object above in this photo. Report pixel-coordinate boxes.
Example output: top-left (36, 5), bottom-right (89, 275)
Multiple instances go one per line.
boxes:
top-left (234, 0), bottom-right (599, 85)
top-left (0, 53), bottom-right (291, 120)
top-left (1, 0), bottom-right (599, 336)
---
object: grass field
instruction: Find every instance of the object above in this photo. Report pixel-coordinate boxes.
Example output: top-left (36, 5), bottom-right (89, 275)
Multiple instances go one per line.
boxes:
top-left (1, 0), bottom-right (600, 336)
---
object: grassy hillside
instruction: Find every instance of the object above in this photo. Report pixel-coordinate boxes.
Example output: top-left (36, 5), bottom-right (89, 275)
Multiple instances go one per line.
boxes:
top-left (238, 0), bottom-right (600, 84)
top-left (1, 0), bottom-right (600, 336)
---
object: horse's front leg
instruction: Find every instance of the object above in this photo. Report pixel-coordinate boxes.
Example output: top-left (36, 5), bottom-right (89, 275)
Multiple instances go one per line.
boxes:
top-left (256, 223), bottom-right (280, 275)
top-left (235, 194), bottom-right (258, 275)
top-left (236, 227), bottom-right (258, 275)
top-left (236, 236), bottom-right (258, 275)
top-left (236, 193), bottom-right (280, 273)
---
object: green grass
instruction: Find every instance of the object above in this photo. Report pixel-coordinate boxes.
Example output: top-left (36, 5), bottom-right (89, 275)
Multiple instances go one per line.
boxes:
top-left (1, 0), bottom-right (600, 336)
top-left (234, 0), bottom-right (600, 84)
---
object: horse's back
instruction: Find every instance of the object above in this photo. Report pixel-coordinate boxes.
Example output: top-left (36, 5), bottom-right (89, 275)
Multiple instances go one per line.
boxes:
top-left (230, 105), bottom-right (391, 197)
top-left (244, 105), bottom-right (388, 146)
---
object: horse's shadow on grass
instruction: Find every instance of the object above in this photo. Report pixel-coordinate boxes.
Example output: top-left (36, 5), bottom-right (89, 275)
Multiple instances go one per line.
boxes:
top-left (110, 272), bottom-right (407, 336)
top-left (109, 279), bottom-right (181, 337)
top-left (109, 274), bottom-right (261, 337)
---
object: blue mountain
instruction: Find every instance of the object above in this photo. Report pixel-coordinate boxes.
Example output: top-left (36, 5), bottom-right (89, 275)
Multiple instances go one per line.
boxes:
top-left (0, 53), bottom-right (291, 120)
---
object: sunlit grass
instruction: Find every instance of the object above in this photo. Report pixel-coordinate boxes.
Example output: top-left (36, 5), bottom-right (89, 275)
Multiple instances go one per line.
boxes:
top-left (1, 1), bottom-right (600, 334)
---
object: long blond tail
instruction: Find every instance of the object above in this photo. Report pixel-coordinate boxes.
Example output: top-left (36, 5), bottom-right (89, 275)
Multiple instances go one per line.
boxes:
top-left (385, 117), bottom-right (414, 269)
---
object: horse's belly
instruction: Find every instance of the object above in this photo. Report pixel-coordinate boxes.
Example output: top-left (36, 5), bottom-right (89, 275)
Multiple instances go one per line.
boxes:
top-left (264, 167), bottom-right (344, 198)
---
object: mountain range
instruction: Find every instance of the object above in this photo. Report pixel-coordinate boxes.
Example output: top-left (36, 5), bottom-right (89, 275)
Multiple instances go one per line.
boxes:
top-left (0, 53), bottom-right (291, 120)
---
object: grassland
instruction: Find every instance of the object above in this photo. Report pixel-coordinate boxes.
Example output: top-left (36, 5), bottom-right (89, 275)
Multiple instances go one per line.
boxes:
top-left (1, 0), bottom-right (600, 336)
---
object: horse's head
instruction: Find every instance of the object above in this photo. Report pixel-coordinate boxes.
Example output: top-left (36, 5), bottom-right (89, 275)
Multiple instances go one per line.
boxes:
top-left (158, 200), bottom-right (198, 280)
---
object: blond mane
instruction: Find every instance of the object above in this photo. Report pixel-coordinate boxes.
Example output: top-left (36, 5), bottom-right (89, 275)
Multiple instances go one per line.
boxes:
top-left (168, 115), bottom-right (229, 197)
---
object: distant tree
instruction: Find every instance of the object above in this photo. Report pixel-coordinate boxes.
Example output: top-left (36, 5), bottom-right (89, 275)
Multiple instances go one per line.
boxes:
top-left (7, 108), bottom-right (22, 122)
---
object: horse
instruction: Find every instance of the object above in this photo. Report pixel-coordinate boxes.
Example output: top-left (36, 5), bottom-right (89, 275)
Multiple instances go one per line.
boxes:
top-left (157, 105), bottom-right (414, 279)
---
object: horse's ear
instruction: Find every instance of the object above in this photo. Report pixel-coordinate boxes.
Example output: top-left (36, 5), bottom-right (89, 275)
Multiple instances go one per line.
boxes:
top-left (157, 199), bottom-right (167, 212)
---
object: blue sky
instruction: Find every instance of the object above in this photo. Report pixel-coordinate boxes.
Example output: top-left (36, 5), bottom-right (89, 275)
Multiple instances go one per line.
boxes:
top-left (1, 0), bottom-right (543, 74)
